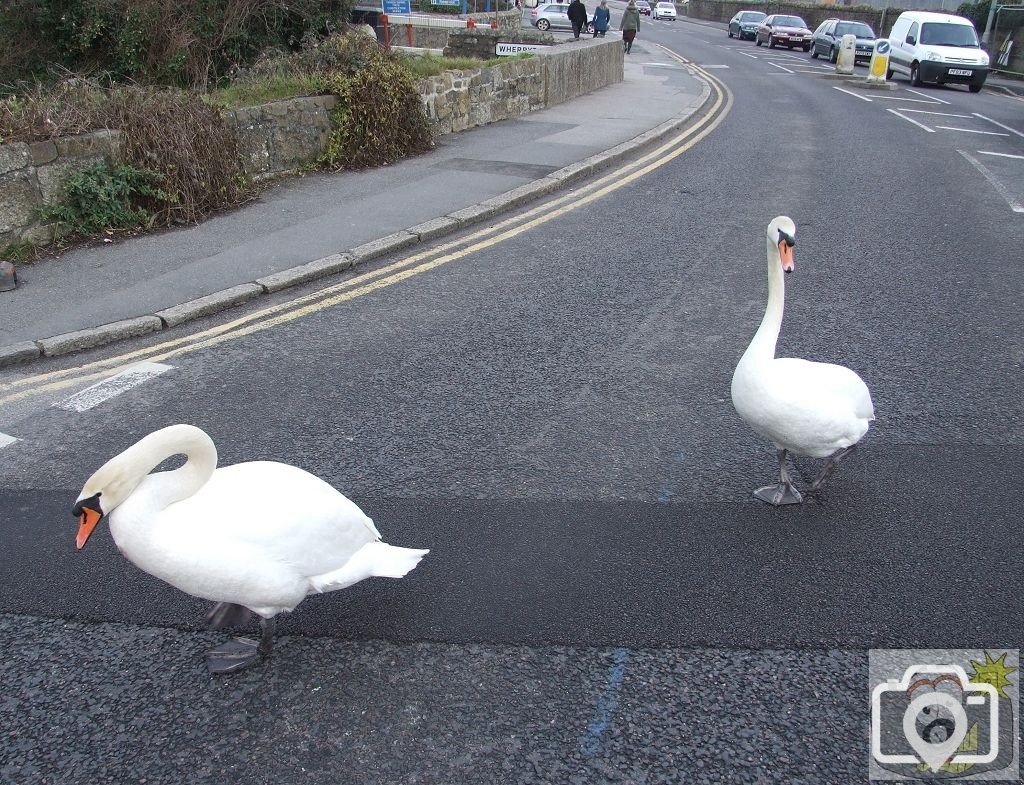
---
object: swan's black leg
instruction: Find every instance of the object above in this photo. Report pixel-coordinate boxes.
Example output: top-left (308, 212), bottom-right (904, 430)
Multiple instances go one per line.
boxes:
top-left (205, 602), bottom-right (252, 629)
top-left (754, 449), bottom-right (804, 505)
top-left (809, 446), bottom-right (856, 492)
top-left (257, 617), bottom-right (276, 658)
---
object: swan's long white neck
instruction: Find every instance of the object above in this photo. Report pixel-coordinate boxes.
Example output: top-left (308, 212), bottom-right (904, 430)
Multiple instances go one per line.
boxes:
top-left (741, 232), bottom-right (786, 366)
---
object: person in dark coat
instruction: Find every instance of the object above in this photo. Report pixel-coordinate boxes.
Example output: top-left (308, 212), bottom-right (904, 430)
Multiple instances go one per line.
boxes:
top-left (592, 0), bottom-right (610, 36)
top-left (567, 0), bottom-right (588, 38)
top-left (620, 0), bottom-right (640, 53)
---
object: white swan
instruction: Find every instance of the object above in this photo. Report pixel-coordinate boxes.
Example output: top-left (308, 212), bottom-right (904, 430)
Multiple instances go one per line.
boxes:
top-left (731, 216), bottom-right (874, 505)
top-left (74, 424), bottom-right (429, 672)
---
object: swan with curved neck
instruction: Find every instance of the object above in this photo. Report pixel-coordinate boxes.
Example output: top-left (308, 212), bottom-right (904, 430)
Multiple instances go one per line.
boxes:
top-left (731, 216), bottom-right (874, 505)
top-left (74, 424), bottom-right (429, 672)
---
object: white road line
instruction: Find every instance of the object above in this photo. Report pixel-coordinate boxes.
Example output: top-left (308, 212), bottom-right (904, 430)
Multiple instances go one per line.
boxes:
top-left (936, 126), bottom-right (1009, 136)
top-left (898, 108), bottom-right (971, 117)
top-left (905, 88), bottom-right (950, 103)
top-left (871, 95), bottom-right (942, 103)
top-left (959, 150), bottom-right (1024, 212)
top-left (833, 86), bottom-right (872, 102)
top-left (887, 108), bottom-right (935, 132)
top-left (739, 52), bottom-right (758, 59)
top-left (55, 362), bottom-right (174, 412)
top-left (973, 113), bottom-right (1024, 139)
top-left (700, 64), bottom-right (730, 68)
top-left (977, 150), bottom-right (1024, 160)
top-left (768, 61), bottom-right (794, 73)
top-left (0, 433), bottom-right (18, 450)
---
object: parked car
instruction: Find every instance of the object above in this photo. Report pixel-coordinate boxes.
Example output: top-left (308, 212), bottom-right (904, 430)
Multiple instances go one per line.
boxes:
top-left (728, 10), bottom-right (766, 41)
top-left (887, 10), bottom-right (989, 92)
top-left (636, 0), bottom-right (652, 15)
top-left (530, 3), bottom-right (594, 32)
top-left (755, 14), bottom-right (812, 51)
top-left (653, 1), bottom-right (677, 20)
top-left (810, 19), bottom-right (876, 63)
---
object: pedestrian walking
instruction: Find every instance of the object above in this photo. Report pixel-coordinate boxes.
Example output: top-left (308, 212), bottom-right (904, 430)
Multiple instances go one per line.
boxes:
top-left (568, 0), bottom-right (588, 38)
top-left (592, 0), bottom-right (610, 37)
top-left (620, 0), bottom-right (640, 53)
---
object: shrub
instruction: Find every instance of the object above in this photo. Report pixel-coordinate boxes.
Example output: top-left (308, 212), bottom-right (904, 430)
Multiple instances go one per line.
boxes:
top-left (319, 42), bottom-right (434, 169)
top-left (40, 163), bottom-right (172, 236)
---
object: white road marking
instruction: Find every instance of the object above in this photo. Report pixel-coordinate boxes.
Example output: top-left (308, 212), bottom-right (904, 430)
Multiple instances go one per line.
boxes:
top-left (700, 64), bottom-right (730, 68)
top-left (639, 62), bottom-right (684, 68)
top-left (898, 108), bottom-right (971, 117)
top-left (739, 52), bottom-right (758, 59)
top-left (887, 108), bottom-right (935, 132)
top-left (833, 86), bottom-right (872, 102)
top-left (977, 150), bottom-right (1024, 160)
top-left (936, 126), bottom-right (1009, 136)
top-left (871, 95), bottom-right (943, 103)
top-left (958, 150), bottom-right (1024, 212)
top-left (973, 113), bottom-right (1024, 139)
top-left (768, 61), bottom-right (794, 73)
top-left (55, 362), bottom-right (174, 412)
top-left (0, 433), bottom-right (18, 451)
top-left (905, 88), bottom-right (950, 104)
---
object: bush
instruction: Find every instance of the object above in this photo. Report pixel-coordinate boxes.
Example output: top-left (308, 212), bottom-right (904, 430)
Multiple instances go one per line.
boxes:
top-left (40, 163), bottom-right (172, 236)
top-left (957, 0), bottom-right (991, 33)
top-left (319, 41), bottom-right (434, 169)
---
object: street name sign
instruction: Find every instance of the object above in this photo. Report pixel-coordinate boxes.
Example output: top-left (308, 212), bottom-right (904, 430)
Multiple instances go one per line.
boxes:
top-left (495, 41), bottom-right (545, 55)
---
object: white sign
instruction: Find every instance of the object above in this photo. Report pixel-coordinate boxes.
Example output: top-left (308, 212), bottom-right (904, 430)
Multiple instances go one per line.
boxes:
top-left (495, 42), bottom-right (545, 55)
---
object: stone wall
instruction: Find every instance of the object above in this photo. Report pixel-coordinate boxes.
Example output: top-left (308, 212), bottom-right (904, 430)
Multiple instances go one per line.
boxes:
top-left (444, 26), bottom-right (554, 58)
top-left (224, 95), bottom-right (338, 180)
top-left (685, 0), bottom-right (906, 33)
top-left (0, 36), bottom-right (624, 248)
top-left (0, 131), bottom-right (119, 250)
top-left (387, 8), bottom-right (521, 49)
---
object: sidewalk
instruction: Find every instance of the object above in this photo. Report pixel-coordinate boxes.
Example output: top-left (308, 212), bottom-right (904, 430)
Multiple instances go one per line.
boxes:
top-left (0, 42), bottom-right (709, 366)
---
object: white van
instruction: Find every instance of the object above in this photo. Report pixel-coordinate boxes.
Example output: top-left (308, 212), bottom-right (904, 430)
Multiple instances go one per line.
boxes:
top-left (887, 11), bottom-right (989, 92)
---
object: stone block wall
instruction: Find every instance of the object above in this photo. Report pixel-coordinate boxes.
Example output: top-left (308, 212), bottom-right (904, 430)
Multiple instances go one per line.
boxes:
top-left (224, 94), bottom-right (338, 180)
top-left (0, 131), bottom-right (119, 248)
top-left (388, 9), bottom-right (521, 49)
top-left (444, 27), bottom-right (554, 58)
top-left (538, 36), bottom-right (623, 107)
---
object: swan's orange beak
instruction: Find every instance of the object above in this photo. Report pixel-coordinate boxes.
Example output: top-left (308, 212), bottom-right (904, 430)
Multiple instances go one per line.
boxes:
top-left (778, 240), bottom-right (794, 273)
top-left (76, 508), bottom-right (102, 550)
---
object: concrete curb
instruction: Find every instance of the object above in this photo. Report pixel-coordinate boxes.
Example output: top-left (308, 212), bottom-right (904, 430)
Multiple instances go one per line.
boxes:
top-left (0, 74), bottom-right (714, 370)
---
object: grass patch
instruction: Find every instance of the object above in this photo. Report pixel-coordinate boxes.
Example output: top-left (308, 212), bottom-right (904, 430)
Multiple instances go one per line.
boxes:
top-left (209, 72), bottom-right (326, 109)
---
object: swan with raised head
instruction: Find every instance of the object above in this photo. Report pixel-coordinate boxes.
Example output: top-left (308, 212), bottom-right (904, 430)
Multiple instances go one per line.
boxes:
top-left (731, 216), bottom-right (874, 505)
top-left (74, 424), bottom-right (429, 673)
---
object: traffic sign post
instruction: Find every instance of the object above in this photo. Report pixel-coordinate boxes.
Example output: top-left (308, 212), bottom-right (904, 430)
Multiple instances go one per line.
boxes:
top-left (868, 39), bottom-right (890, 83)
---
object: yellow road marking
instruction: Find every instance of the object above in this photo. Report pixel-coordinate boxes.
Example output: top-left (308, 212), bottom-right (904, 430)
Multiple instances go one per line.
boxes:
top-left (0, 61), bottom-right (730, 407)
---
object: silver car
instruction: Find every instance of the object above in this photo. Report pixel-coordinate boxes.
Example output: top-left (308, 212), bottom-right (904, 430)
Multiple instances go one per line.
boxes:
top-left (529, 3), bottom-right (595, 32)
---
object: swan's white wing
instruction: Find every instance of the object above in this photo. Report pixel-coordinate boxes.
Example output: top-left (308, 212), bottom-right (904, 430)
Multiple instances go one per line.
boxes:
top-left (775, 358), bottom-right (875, 420)
top-left (157, 461), bottom-right (379, 580)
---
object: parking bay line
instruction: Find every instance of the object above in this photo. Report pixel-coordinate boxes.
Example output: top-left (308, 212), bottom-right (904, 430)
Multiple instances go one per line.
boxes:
top-left (887, 108), bottom-right (935, 132)
top-left (0, 433), bottom-right (18, 451)
top-left (55, 362), bottom-right (174, 412)
top-left (833, 86), bottom-right (872, 102)
top-left (936, 126), bottom-right (1009, 136)
top-left (974, 113), bottom-right (1024, 139)
top-left (977, 151), bottom-right (1024, 160)
top-left (768, 61), bottom-right (794, 73)
top-left (906, 87), bottom-right (950, 104)
top-left (898, 108), bottom-right (971, 117)
top-left (959, 150), bottom-right (1024, 213)
top-left (870, 94), bottom-right (944, 104)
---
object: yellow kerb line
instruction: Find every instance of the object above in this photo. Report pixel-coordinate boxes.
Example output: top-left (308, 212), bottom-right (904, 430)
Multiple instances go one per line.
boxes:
top-left (0, 65), bottom-right (730, 407)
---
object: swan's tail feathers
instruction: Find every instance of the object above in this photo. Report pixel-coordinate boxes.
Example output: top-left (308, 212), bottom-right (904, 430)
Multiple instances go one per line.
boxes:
top-left (308, 542), bottom-right (429, 594)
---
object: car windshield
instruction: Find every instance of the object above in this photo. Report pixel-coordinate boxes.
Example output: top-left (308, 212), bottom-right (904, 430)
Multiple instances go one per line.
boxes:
top-left (835, 22), bottom-right (874, 38)
top-left (657, 3), bottom-right (673, 7)
top-left (920, 22), bottom-right (980, 47)
top-left (774, 16), bottom-right (807, 28)
top-left (741, 12), bottom-right (765, 21)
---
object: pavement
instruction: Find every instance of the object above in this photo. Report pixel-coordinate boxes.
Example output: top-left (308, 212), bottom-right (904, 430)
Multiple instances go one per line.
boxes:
top-left (0, 40), bottom-right (709, 368)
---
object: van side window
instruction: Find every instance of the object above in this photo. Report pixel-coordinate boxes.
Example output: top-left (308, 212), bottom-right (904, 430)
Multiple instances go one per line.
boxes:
top-left (906, 22), bottom-right (919, 44)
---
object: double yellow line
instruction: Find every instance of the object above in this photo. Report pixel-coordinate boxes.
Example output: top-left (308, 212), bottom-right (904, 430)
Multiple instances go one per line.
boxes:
top-left (0, 53), bottom-right (731, 408)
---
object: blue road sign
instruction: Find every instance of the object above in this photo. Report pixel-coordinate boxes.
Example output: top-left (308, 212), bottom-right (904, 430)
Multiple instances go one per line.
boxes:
top-left (875, 39), bottom-right (891, 55)
top-left (383, 0), bottom-right (411, 13)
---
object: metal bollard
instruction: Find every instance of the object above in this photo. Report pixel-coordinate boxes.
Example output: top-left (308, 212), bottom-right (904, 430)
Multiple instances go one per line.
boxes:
top-left (867, 39), bottom-right (890, 83)
top-left (0, 260), bottom-right (17, 292)
top-left (836, 33), bottom-right (856, 74)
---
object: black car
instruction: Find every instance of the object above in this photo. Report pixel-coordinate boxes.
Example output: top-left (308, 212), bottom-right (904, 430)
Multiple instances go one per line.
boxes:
top-left (728, 10), bottom-right (766, 41)
top-left (809, 19), bottom-right (877, 63)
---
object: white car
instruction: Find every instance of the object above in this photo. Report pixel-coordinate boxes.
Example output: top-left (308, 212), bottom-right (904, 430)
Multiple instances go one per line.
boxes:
top-left (653, 1), bottom-right (677, 20)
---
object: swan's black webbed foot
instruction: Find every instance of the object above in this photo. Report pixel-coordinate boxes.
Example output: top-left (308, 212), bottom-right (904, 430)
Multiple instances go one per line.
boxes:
top-left (809, 445), bottom-right (856, 492)
top-left (205, 618), bottom-right (276, 675)
top-left (754, 482), bottom-right (804, 506)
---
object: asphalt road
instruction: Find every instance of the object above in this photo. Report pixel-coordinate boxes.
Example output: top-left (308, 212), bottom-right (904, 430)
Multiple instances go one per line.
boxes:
top-left (1, 15), bottom-right (1022, 785)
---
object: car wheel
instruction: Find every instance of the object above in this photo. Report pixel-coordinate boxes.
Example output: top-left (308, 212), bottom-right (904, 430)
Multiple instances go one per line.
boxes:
top-left (537, 18), bottom-right (549, 30)
top-left (756, 37), bottom-right (762, 46)
top-left (911, 62), bottom-right (923, 86)
top-left (886, 66), bottom-right (894, 80)
top-left (802, 43), bottom-right (810, 52)
top-left (829, 45), bottom-right (837, 63)
top-left (768, 35), bottom-right (776, 48)
top-left (969, 82), bottom-right (983, 93)
top-left (587, 22), bottom-right (594, 32)
top-left (810, 45), bottom-right (818, 58)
